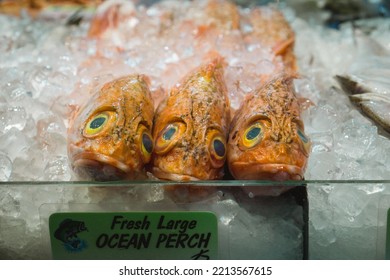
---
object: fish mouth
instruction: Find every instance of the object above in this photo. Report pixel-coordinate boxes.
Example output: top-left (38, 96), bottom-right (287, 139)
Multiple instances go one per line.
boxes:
top-left (229, 162), bottom-right (304, 181)
top-left (152, 167), bottom-right (201, 181)
top-left (71, 152), bottom-right (135, 181)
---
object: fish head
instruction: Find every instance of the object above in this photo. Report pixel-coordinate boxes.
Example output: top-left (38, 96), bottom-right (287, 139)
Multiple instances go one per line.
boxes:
top-left (68, 75), bottom-right (154, 181)
top-left (227, 76), bottom-right (311, 181)
top-left (152, 59), bottom-right (230, 181)
top-left (152, 100), bottom-right (228, 181)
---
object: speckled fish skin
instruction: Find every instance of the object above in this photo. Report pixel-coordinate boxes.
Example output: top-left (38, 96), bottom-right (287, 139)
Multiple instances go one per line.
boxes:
top-left (68, 75), bottom-right (154, 181)
top-left (227, 74), bottom-right (311, 181)
top-left (152, 58), bottom-right (230, 181)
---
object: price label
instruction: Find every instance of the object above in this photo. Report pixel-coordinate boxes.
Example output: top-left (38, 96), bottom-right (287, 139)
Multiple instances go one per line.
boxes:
top-left (49, 211), bottom-right (218, 260)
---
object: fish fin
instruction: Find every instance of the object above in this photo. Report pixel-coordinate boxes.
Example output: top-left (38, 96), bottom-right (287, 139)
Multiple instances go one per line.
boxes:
top-left (202, 52), bottom-right (226, 81)
top-left (272, 37), bottom-right (295, 57)
top-left (203, 50), bottom-right (225, 64)
top-left (334, 75), bottom-right (370, 95)
top-left (195, 24), bottom-right (214, 38)
top-left (68, 104), bottom-right (80, 118)
top-left (88, 4), bottom-right (119, 38)
top-left (67, 104), bottom-right (80, 129)
top-left (349, 92), bottom-right (390, 103)
top-left (66, 7), bottom-right (85, 26)
top-left (138, 74), bottom-right (151, 87)
top-left (272, 37), bottom-right (297, 72)
top-left (257, 71), bottom-right (299, 90)
top-left (88, 0), bottom-right (135, 38)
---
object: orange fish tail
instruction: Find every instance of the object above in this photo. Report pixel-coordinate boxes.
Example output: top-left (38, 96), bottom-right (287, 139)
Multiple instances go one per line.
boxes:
top-left (88, 4), bottom-right (120, 38)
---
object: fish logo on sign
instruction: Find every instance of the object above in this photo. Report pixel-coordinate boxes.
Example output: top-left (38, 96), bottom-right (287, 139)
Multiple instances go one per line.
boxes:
top-left (54, 219), bottom-right (88, 253)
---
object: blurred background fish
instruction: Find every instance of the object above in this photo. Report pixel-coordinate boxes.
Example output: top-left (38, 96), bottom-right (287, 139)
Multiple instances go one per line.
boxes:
top-left (233, 0), bottom-right (390, 28)
top-left (335, 57), bottom-right (390, 136)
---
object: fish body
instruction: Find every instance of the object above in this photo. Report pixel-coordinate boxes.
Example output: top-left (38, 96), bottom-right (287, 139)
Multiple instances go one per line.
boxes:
top-left (87, 0), bottom-right (136, 41)
top-left (205, 0), bottom-right (241, 31)
top-left (246, 6), bottom-right (297, 72)
top-left (335, 73), bottom-right (390, 135)
top-left (227, 74), bottom-right (311, 182)
top-left (68, 74), bottom-right (154, 180)
top-left (227, 5), bottom-right (310, 186)
top-left (152, 58), bottom-right (231, 181)
top-left (323, 0), bottom-right (390, 28)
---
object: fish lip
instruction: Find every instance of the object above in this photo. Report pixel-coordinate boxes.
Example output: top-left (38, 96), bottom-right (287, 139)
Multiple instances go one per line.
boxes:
top-left (72, 152), bottom-right (131, 172)
top-left (152, 167), bottom-right (201, 181)
top-left (71, 152), bottom-right (133, 180)
top-left (229, 162), bottom-right (304, 181)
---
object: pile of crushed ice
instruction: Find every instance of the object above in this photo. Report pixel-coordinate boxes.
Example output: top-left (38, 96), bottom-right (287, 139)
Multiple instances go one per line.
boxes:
top-left (290, 12), bottom-right (390, 259)
top-left (0, 0), bottom-right (390, 259)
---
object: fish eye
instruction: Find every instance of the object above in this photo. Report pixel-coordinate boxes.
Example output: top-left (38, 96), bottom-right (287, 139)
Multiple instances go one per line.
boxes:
top-left (163, 125), bottom-right (177, 141)
top-left (298, 129), bottom-right (311, 155)
top-left (241, 122), bottom-right (263, 149)
top-left (207, 130), bottom-right (227, 168)
top-left (84, 112), bottom-right (115, 137)
top-left (213, 138), bottom-right (226, 158)
top-left (154, 122), bottom-right (186, 155)
top-left (142, 133), bottom-right (153, 154)
top-left (139, 126), bottom-right (154, 163)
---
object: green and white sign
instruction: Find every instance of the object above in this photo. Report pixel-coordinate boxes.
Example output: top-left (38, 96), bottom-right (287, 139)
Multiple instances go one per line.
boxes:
top-left (49, 211), bottom-right (218, 260)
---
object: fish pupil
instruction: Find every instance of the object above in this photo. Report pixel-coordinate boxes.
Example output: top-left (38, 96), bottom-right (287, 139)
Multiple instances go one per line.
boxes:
top-left (142, 133), bottom-right (153, 154)
top-left (90, 117), bottom-right (106, 129)
top-left (213, 139), bottom-right (225, 157)
top-left (163, 126), bottom-right (176, 141)
top-left (246, 127), bottom-right (261, 140)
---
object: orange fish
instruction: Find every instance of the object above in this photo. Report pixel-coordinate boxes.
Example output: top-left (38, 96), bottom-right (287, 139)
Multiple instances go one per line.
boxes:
top-left (68, 75), bottom-right (154, 180)
top-left (227, 74), bottom-right (311, 182)
top-left (226, 6), bottom-right (310, 191)
top-left (152, 58), bottom-right (230, 181)
top-left (204, 0), bottom-right (240, 31)
top-left (246, 6), bottom-right (297, 73)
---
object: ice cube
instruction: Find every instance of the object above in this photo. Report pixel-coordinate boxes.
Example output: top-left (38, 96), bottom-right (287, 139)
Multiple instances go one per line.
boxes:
top-left (0, 189), bottom-right (20, 217)
top-left (10, 143), bottom-right (45, 181)
top-left (309, 104), bottom-right (341, 132)
top-left (334, 120), bottom-right (376, 160)
top-left (0, 153), bottom-right (12, 181)
top-left (3, 80), bottom-right (29, 102)
top-left (0, 106), bottom-right (27, 133)
top-left (27, 66), bottom-right (52, 98)
top-left (305, 151), bottom-right (342, 180)
top-left (43, 156), bottom-right (71, 181)
top-left (0, 129), bottom-right (32, 162)
top-left (310, 132), bottom-right (334, 153)
top-left (328, 187), bottom-right (370, 225)
top-left (36, 115), bottom-right (67, 156)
